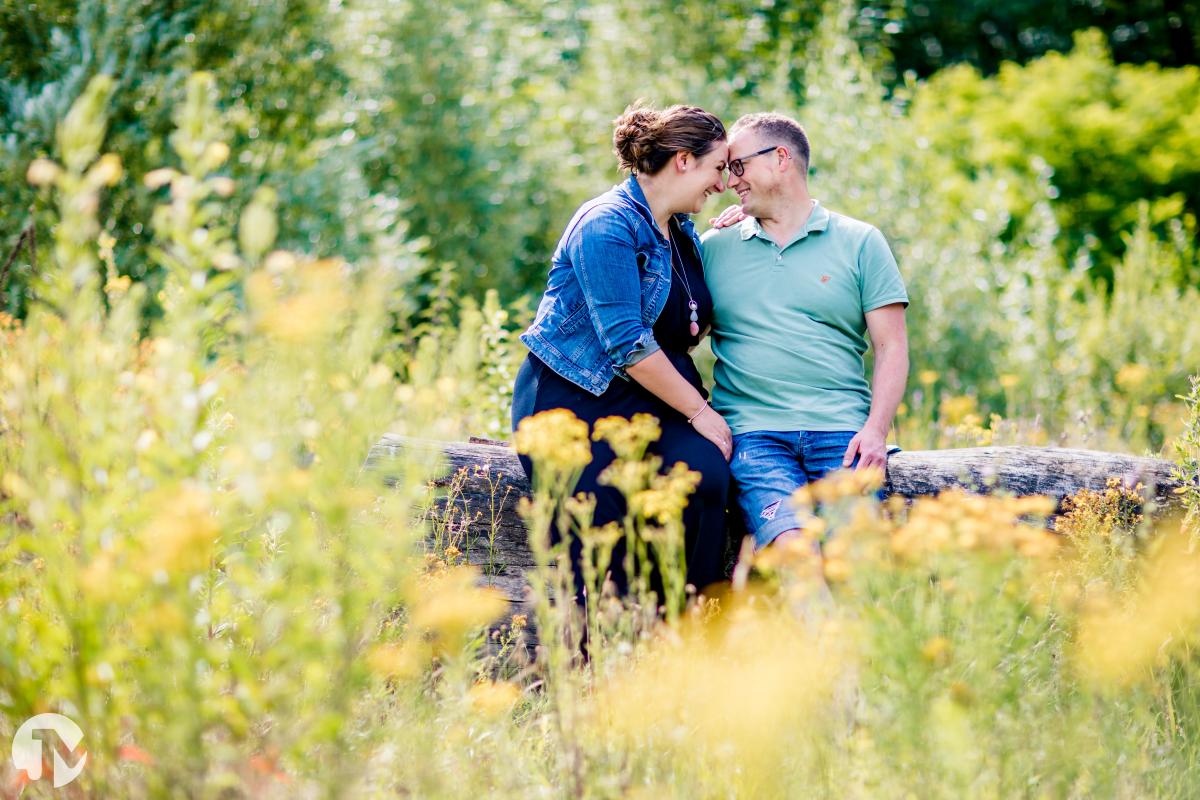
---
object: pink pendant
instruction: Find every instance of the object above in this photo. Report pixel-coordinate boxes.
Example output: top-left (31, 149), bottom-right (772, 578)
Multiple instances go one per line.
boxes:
top-left (689, 321), bottom-right (700, 337)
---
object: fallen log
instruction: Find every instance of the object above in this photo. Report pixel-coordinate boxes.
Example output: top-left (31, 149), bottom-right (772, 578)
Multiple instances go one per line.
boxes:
top-left (366, 435), bottom-right (1189, 609)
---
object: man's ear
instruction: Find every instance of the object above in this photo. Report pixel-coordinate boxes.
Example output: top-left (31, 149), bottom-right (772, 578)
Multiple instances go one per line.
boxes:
top-left (776, 146), bottom-right (792, 171)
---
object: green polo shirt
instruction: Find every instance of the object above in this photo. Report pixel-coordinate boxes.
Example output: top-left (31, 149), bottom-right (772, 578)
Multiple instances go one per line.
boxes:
top-left (700, 200), bottom-right (908, 434)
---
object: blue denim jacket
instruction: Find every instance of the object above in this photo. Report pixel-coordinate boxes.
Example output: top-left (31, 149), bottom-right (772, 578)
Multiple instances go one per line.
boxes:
top-left (521, 175), bottom-right (704, 396)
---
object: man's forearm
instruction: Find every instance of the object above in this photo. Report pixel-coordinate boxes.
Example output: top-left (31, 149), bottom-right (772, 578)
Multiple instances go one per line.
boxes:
top-left (863, 340), bottom-right (908, 436)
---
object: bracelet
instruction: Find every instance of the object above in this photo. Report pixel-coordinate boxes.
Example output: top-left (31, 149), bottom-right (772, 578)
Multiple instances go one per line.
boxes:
top-left (686, 400), bottom-right (708, 425)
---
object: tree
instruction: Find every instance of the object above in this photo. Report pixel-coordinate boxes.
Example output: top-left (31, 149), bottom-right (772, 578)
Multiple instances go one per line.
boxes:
top-left (909, 29), bottom-right (1200, 284)
top-left (860, 0), bottom-right (1200, 82)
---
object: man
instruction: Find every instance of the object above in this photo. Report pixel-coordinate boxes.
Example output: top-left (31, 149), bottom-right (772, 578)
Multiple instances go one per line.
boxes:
top-left (701, 112), bottom-right (909, 550)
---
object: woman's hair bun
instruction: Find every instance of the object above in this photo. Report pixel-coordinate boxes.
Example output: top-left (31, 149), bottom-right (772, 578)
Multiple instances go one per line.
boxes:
top-left (611, 101), bottom-right (726, 176)
top-left (612, 104), bottom-right (660, 173)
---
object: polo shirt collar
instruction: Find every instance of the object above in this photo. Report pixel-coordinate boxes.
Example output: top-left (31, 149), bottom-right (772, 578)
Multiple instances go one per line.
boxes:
top-left (738, 199), bottom-right (829, 242)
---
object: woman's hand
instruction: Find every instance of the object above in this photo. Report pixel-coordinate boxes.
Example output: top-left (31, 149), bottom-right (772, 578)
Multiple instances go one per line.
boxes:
top-left (690, 405), bottom-right (733, 461)
top-left (708, 204), bottom-right (747, 229)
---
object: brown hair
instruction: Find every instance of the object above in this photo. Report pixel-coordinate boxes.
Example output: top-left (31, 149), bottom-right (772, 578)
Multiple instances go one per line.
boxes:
top-left (612, 102), bottom-right (726, 175)
top-left (730, 112), bottom-right (811, 176)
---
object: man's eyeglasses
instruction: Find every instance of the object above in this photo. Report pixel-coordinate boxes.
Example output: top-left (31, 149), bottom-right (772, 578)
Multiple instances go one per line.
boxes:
top-left (727, 145), bottom-right (783, 177)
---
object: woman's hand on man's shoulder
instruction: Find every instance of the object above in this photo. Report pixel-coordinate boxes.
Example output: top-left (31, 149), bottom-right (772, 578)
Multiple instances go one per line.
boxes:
top-left (708, 204), bottom-right (747, 229)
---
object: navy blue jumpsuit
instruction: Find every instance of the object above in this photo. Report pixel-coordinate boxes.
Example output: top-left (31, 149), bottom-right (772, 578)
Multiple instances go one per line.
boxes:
top-left (512, 219), bottom-right (730, 600)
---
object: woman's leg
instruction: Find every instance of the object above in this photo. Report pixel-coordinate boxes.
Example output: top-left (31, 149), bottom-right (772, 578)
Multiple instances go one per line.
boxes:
top-left (516, 436), bottom-right (628, 605)
top-left (652, 417), bottom-right (731, 594)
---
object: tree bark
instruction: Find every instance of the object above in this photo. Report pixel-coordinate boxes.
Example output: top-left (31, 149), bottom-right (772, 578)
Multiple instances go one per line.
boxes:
top-left (366, 435), bottom-right (1190, 608)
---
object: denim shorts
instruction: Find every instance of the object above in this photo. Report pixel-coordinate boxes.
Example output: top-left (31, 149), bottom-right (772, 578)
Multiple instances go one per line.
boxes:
top-left (730, 429), bottom-right (862, 550)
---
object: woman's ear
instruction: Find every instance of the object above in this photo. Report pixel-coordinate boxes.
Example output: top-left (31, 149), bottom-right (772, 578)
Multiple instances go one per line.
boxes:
top-left (676, 151), bottom-right (691, 173)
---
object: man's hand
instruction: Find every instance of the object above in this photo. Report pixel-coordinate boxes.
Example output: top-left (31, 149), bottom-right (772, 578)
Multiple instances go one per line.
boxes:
top-left (708, 204), bottom-right (746, 229)
top-left (843, 426), bottom-right (888, 472)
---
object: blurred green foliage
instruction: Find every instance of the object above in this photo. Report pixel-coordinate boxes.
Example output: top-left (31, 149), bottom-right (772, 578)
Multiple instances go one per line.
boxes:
top-left (910, 29), bottom-right (1200, 283)
top-left (5, 1), bottom-right (1199, 313)
top-left (1, 0), bottom-right (359, 317)
top-left (860, 0), bottom-right (1200, 80)
top-left (2, 0), bottom-right (1199, 450)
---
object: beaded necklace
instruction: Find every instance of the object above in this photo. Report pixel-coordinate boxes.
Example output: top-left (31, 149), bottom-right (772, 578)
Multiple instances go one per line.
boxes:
top-left (667, 233), bottom-right (700, 337)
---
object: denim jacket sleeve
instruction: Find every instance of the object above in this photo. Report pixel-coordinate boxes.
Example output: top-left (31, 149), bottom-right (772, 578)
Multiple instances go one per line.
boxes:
top-left (567, 209), bottom-right (661, 371)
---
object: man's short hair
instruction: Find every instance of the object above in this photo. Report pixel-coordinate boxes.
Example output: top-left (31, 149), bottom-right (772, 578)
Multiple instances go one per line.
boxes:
top-left (730, 113), bottom-right (811, 177)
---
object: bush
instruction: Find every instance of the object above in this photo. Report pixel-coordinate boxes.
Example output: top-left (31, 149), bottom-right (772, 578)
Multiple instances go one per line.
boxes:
top-left (910, 29), bottom-right (1200, 284)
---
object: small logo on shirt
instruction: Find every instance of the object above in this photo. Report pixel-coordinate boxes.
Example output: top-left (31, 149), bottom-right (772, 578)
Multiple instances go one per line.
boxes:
top-left (820, 274), bottom-right (832, 284)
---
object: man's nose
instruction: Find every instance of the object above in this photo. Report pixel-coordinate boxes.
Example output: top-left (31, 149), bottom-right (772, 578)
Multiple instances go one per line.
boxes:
top-left (726, 170), bottom-right (741, 190)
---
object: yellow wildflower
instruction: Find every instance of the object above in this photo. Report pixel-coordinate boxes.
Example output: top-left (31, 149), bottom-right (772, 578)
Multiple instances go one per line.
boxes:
top-left (579, 521), bottom-right (623, 550)
top-left (1075, 528), bottom-right (1200, 687)
top-left (630, 462), bottom-right (701, 524)
top-left (921, 636), bottom-right (952, 666)
top-left (26, 158), bottom-right (61, 186)
top-left (598, 457), bottom-right (658, 496)
top-left (794, 467), bottom-right (884, 507)
top-left (255, 260), bottom-right (350, 343)
top-left (86, 153), bottom-right (123, 187)
top-left (467, 680), bottom-right (521, 718)
top-left (1114, 362), bottom-right (1151, 391)
top-left (592, 413), bottom-right (661, 459)
top-left (822, 556), bottom-right (852, 583)
top-left (949, 681), bottom-right (975, 707)
top-left (143, 167), bottom-right (178, 189)
top-left (513, 408), bottom-right (592, 472)
top-left (365, 641), bottom-right (427, 681)
top-left (407, 565), bottom-right (508, 655)
top-left (138, 486), bottom-right (219, 576)
top-left (939, 395), bottom-right (977, 425)
top-left (890, 490), bottom-right (1057, 560)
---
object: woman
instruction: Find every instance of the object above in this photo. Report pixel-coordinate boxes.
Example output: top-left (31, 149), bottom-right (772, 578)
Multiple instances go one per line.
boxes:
top-left (513, 103), bottom-right (733, 601)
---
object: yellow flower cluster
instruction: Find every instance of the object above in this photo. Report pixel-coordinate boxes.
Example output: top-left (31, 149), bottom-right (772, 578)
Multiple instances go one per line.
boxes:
top-left (513, 408), bottom-right (592, 472)
top-left (947, 413), bottom-right (994, 446)
top-left (578, 520), bottom-right (623, 549)
top-left (791, 466), bottom-right (884, 508)
top-left (247, 258), bottom-right (350, 343)
top-left (890, 490), bottom-right (1058, 560)
top-left (630, 462), bottom-right (702, 525)
top-left (467, 680), bottom-right (522, 717)
top-left (0, 311), bottom-right (20, 337)
top-left (137, 485), bottom-right (221, 577)
top-left (1074, 528), bottom-right (1200, 687)
top-left (372, 565), bottom-right (509, 674)
top-left (921, 635), bottom-right (953, 666)
top-left (1114, 362), bottom-right (1152, 391)
top-left (1057, 478), bottom-right (1145, 538)
top-left (586, 598), bottom-right (849, 781)
top-left (592, 413), bottom-right (661, 459)
top-left (598, 457), bottom-right (659, 497)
